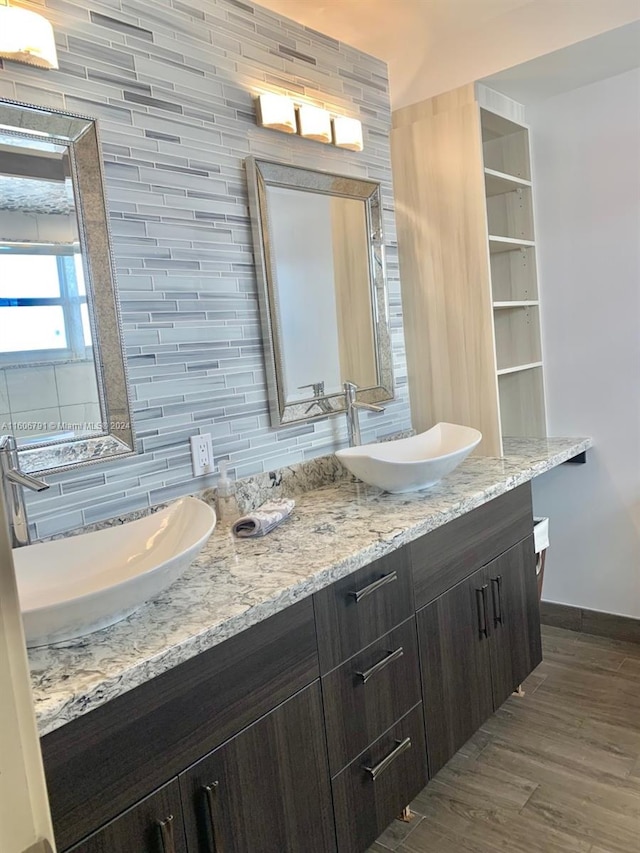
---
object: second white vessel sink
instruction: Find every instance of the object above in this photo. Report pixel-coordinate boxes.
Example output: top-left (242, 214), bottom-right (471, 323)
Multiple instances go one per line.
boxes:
top-left (336, 423), bottom-right (482, 494)
top-left (15, 496), bottom-right (216, 648)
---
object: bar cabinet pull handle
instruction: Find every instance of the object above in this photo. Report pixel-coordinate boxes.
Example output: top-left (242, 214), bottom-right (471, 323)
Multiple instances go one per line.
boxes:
top-left (158, 815), bottom-right (176, 853)
top-left (204, 781), bottom-right (224, 853)
top-left (356, 647), bottom-right (404, 683)
top-left (491, 575), bottom-right (503, 626)
top-left (363, 737), bottom-right (412, 781)
top-left (349, 570), bottom-right (398, 603)
top-left (477, 585), bottom-right (489, 638)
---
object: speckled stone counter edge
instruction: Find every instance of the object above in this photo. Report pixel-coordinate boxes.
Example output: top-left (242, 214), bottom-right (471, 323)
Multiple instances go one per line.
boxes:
top-left (29, 437), bottom-right (591, 736)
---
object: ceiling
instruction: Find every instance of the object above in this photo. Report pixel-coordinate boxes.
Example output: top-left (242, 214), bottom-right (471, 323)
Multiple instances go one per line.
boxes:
top-left (483, 19), bottom-right (640, 103)
top-left (256, 0), bottom-right (640, 108)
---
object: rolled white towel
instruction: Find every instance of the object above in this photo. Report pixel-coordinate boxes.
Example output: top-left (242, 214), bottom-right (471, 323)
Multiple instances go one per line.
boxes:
top-left (232, 498), bottom-right (296, 538)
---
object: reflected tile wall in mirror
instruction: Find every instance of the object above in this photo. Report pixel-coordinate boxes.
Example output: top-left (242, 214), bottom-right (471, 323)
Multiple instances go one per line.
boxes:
top-left (0, 0), bottom-right (411, 538)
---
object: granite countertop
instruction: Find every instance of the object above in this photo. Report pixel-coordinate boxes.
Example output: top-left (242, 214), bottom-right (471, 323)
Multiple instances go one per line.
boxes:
top-left (29, 436), bottom-right (591, 737)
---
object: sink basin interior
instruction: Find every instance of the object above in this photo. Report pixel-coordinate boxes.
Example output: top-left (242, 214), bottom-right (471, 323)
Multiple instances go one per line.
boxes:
top-left (336, 423), bottom-right (482, 493)
top-left (15, 496), bottom-right (216, 648)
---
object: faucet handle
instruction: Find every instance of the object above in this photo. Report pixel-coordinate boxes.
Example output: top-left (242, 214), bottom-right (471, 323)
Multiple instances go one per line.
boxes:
top-left (298, 381), bottom-right (325, 398)
top-left (343, 380), bottom-right (358, 405)
top-left (0, 434), bottom-right (49, 491)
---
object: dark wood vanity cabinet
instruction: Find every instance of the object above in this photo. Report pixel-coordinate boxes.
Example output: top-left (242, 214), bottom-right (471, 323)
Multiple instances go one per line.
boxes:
top-left (41, 599), bottom-right (323, 852)
top-left (417, 533), bottom-right (542, 776)
top-left (42, 483), bottom-right (541, 853)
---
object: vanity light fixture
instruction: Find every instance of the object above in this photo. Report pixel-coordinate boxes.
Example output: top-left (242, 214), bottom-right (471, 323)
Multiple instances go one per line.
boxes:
top-left (255, 92), bottom-right (364, 152)
top-left (332, 115), bottom-right (364, 152)
top-left (0, 1), bottom-right (58, 69)
top-left (256, 93), bottom-right (296, 134)
top-left (297, 103), bottom-right (332, 144)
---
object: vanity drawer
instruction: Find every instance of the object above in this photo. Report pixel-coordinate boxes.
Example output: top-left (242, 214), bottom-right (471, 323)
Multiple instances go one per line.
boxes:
top-left (314, 547), bottom-right (413, 673)
top-left (322, 618), bottom-right (421, 775)
top-left (411, 483), bottom-right (533, 608)
top-left (41, 598), bottom-right (318, 852)
top-left (331, 703), bottom-right (427, 853)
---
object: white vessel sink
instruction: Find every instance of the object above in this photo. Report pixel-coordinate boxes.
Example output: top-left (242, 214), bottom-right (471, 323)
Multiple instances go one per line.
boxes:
top-left (336, 423), bottom-right (482, 494)
top-left (15, 497), bottom-right (216, 648)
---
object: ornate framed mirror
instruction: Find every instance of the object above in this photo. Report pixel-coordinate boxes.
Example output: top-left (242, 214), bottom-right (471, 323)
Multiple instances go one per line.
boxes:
top-left (0, 99), bottom-right (134, 474)
top-left (246, 156), bottom-right (394, 426)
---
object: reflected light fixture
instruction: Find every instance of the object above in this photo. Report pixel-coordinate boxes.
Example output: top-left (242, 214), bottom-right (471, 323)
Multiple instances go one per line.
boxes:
top-left (0, 1), bottom-right (58, 69)
top-left (332, 115), bottom-right (364, 152)
top-left (256, 93), bottom-right (296, 134)
top-left (297, 103), bottom-right (331, 144)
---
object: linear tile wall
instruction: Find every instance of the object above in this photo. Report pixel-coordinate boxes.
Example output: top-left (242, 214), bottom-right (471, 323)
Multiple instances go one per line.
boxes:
top-left (0, 0), bottom-right (411, 537)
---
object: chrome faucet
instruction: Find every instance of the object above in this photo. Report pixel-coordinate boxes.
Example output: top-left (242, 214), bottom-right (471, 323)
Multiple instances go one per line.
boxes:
top-left (0, 434), bottom-right (49, 547)
top-left (344, 381), bottom-right (385, 447)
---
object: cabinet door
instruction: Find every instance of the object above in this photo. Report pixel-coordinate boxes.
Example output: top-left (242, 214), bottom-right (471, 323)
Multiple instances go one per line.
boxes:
top-left (66, 779), bottom-right (186, 853)
top-left (179, 682), bottom-right (336, 853)
top-left (417, 566), bottom-right (494, 776)
top-left (487, 535), bottom-right (542, 708)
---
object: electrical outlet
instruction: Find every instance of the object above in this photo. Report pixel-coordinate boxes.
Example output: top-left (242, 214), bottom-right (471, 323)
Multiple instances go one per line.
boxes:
top-left (190, 433), bottom-right (213, 476)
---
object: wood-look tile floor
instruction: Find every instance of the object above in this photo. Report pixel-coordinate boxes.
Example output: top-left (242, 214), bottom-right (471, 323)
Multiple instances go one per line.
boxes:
top-left (369, 625), bottom-right (640, 853)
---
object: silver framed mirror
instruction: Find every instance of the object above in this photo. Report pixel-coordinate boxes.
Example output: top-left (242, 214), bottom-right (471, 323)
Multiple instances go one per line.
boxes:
top-left (0, 99), bottom-right (134, 474)
top-left (245, 157), bottom-right (394, 426)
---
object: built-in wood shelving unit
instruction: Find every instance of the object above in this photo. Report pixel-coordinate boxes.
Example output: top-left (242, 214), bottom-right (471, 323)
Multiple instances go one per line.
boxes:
top-left (391, 82), bottom-right (547, 456)
top-left (481, 104), bottom-right (546, 443)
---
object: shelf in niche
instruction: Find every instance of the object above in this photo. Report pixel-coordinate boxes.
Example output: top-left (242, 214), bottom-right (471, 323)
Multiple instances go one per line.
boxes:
top-left (481, 109), bottom-right (527, 142)
top-left (498, 365), bottom-right (546, 438)
top-left (493, 300), bottom-right (539, 309)
top-left (496, 361), bottom-right (543, 377)
top-left (484, 168), bottom-right (532, 197)
top-left (488, 236), bottom-right (536, 254)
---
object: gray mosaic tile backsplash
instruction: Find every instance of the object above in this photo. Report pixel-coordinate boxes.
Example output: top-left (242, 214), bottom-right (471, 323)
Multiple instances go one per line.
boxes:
top-left (1, 0), bottom-right (411, 538)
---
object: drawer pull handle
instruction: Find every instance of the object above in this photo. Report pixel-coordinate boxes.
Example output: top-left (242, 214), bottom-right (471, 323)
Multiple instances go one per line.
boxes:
top-left (158, 815), bottom-right (176, 853)
top-left (356, 646), bottom-right (404, 683)
top-left (476, 585), bottom-right (489, 638)
top-left (204, 781), bottom-right (224, 853)
top-left (491, 575), bottom-right (503, 626)
top-left (350, 570), bottom-right (398, 603)
top-left (363, 737), bottom-right (412, 781)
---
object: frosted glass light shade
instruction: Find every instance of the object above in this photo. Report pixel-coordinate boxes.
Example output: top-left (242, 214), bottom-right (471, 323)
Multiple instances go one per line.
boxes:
top-left (256, 93), bottom-right (296, 133)
top-left (297, 104), bottom-right (331, 144)
top-left (332, 115), bottom-right (364, 152)
top-left (0, 5), bottom-right (58, 70)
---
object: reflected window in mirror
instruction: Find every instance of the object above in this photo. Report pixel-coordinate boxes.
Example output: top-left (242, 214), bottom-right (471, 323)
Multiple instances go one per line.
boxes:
top-left (0, 253), bottom-right (92, 358)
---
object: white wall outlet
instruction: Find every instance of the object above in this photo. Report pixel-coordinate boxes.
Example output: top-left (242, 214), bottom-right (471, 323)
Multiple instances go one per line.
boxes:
top-left (190, 433), bottom-right (213, 476)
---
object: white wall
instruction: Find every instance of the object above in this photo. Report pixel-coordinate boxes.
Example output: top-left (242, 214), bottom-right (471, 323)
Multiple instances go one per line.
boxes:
top-left (0, 495), bottom-right (55, 853)
top-left (529, 68), bottom-right (640, 618)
